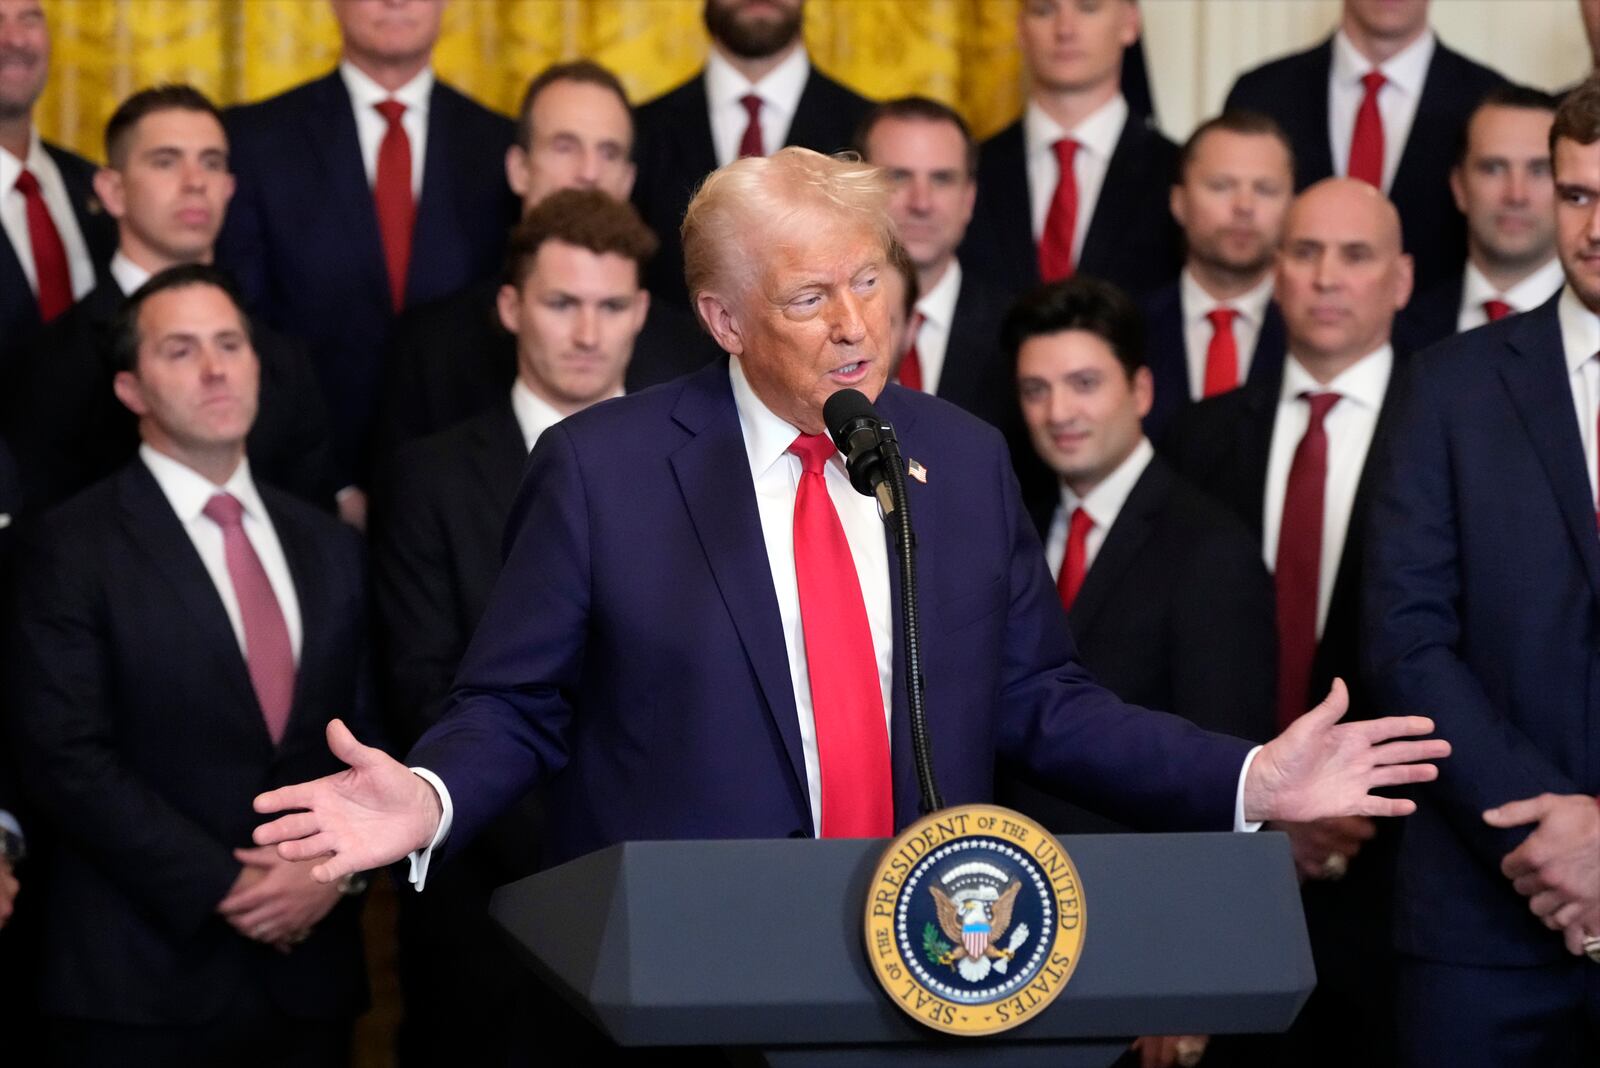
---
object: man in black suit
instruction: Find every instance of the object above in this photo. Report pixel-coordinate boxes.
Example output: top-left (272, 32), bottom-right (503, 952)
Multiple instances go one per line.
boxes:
top-left (961, 0), bottom-right (1182, 302)
top-left (0, 0), bottom-right (115, 366)
top-left (1397, 85), bottom-right (1562, 351)
top-left (1166, 178), bottom-right (1415, 1068)
top-left (371, 187), bottom-right (656, 1066)
top-left (216, 0), bottom-right (517, 524)
top-left (1225, 0), bottom-right (1504, 293)
top-left (6, 264), bottom-right (376, 1066)
top-left (4, 85), bottom-right (332, 513)
top-left (375, 59), bottom-right (715, 458)
top-left (632, 0), bottom-right (872, 308)
top-left (1142, 111), bottom-right (1294, 441)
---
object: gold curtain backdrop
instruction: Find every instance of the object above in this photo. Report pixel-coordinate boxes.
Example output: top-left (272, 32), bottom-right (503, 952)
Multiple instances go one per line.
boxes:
top-left (34, 0), bottom-right (1027, 163)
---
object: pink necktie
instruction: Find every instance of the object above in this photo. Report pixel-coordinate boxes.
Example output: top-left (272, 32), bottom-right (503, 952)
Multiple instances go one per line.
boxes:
top-left (1275, 392), bottom-right (1340, 728)
top-left (373, 99), bottom-right (414, 311)
top-left (738, 93), bottom-right (765, 158)
top-left (204, 493), bottom-right (295, 743)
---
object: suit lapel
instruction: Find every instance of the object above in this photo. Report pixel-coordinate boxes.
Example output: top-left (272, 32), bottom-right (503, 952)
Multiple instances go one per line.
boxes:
top-left (935, 276), bottom-right (984, 404)
top-left (1078, 118), bottom-right (1142, 276)
top-left (1068, 458), bottom-right (1167, 633)
top-left (1389, 45), bottom-right (1451, 206)
top-left (267, 494), bottom-right (330, 750)
top-left (1247, 303), bottom-right (1287, 391)
top-left (987, 123), bottom-right (1039, 288)
top-left (301, 73), bottom-right (389, 302)
top-left (470, 402), bottom-right (529, 516)
top-left (1233, 379), bottom-right (1278, 540)
top-left (1300, 40), bottom-right (1337, 185)
top-left (678, 74), bottom-right (720, 185)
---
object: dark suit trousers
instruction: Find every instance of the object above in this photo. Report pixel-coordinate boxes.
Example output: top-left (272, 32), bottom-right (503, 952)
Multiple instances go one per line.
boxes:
top-left (1396, 954), bottom-right (1600, 1068)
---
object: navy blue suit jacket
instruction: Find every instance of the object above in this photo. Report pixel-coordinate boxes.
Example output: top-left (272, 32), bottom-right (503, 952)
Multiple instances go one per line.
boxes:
top-left (407, 360), bottom-right (1252, 868)
top-left (1364, 294), bottom-right (1600, 967)
top-left (217, 72), bottom-right (517, 483)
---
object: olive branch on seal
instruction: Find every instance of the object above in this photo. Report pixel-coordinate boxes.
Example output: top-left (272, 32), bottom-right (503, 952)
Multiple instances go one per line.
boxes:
top-left (921, 922), bottom-right (954, 967)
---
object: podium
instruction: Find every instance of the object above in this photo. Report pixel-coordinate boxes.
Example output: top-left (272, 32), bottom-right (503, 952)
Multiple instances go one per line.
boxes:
top-left (489, 832), bottom-right (1314, 1067)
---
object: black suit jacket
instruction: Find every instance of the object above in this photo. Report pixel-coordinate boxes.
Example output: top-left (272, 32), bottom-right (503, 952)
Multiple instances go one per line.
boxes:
top-left (632, 66), bottom-right (873, 308)
top-left (5, 461), bottom-right (377, 1024)
top-left (1393, 272), bottom-right (1464, 354)
top-left (1140, 281), bottom-right (1288, 441)
top-left (0, 142), bottom-right (116, 368)
top-left (962, 112), bottom-right (1183, 303)
top-left (1, 280), bottom-right (334, 511)
top-left (935, 271), bottom-right (1016, 430)
top-left (1225, 36), bottom-right (1505, 292)
top-left (217, 72), bottom-right (518, 484)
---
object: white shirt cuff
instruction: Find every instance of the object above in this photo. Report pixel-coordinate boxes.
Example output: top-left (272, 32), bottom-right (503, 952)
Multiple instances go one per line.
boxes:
top-left (0, 808), bottom-right (20, 841)
top-left (406, 768), bottom-right (453, 891)
top-left (1234, 746), bottom-right (1263, 833)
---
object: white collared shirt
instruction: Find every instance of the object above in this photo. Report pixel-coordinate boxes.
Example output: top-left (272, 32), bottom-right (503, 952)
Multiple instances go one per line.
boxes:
top-left (704, 46), bottom-right (811, 167)
top-left (109, 249), bottom-right (152, 297)
top-left (510, 379), bottom-right (566, 454)
top-left (1180, 269), bottom-right (1276, 400)
top-left (1262, 346), bottom-right (1394, 635)
top-left (0, 127), bottom-right (97, 304)
top-left (1328, 28), bottom-right (1435, 193)
top-left (339, 60), bottom-right (432, 196)
top-left (1024, 94), bottom-right (1129, 263)
top-left (1456, 258), bottom-right (1564, 334)
top-left (907, 259), bottom-right (963, 397)
top-left (1044, 437), bottom-right (1154, 579)
top-left (1557, 286), bottom-right (1600, 510)
top-left (139, 445), bottom-right (303, 662)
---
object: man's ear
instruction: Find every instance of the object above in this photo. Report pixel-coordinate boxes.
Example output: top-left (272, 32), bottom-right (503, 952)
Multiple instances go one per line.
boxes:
top-left (112, 369), bottom-right (147, 417)
top-left (496, 283), bottom-right (522, 336)
top-left (93, 167), bottom-right (126, 221)
top-left (695, 291), bottom-right (744, 355)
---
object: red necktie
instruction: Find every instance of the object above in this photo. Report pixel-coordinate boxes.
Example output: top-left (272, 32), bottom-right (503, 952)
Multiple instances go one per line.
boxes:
top-left (1039, 138), bottom-right (1080, 282)
top-left (1348, 70), bottom-right (1387, 188)
top-left (1275, 392), bottom-right (1341, 728)
top-left (738, 93), bottom-right (765, 158)
top-left (14, 169), bottom-right (72, 323)
top-left (1483, 299), bottom-right (1513, 322)
top-left (203, 493), bottom-right (296, 744)
top-left (1056, 506), bottom-right (1094, 612)
top-left (788, 433), bottom-right (893, 838)
top-left (898, 311), bottom-right (926, 391)
top-left (373, 99), bottom-right (414, 312)
top-left (1203, 307), bottom-right (1240, 397)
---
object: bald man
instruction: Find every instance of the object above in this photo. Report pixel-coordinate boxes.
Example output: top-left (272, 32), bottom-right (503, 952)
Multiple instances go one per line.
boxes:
top-left (1165, 177), bottom-right (1415, 1067)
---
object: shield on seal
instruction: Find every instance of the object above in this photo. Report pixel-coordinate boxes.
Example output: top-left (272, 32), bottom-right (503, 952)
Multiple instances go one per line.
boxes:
top-left (962, 919), bottom-right (990, 959)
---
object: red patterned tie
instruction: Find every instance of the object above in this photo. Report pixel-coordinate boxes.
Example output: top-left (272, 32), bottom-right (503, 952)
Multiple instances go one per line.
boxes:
top-left (1039, 138), bottom-right (1080, 282)
top-left (738, 93), bottom-right (765, 158)
top-left (1348, 71), bottom-right (1387, 188)
top-left (1275, 392), bottom-right (1341, 728)
top-left (14, 169), bottom-right (72, 322)
top-left (1203, 307), bottom-right (1240, 397)
top-left (373, 99), bottom-right (414, 311)
top-left (204, 493), bottom-right (295, 743)
top-left (1483, 299), bottom-right (1513, 322)
top-left (788, 433), bottom-right (893, 838)
top-left (898, 311), bottom-right (926, 391)
top-left (1056, 506), bottom-right (1094, 612)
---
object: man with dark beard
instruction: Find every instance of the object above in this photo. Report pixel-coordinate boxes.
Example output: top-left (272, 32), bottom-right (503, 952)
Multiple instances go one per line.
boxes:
top-left (632, 0), bottom-right (871, 308)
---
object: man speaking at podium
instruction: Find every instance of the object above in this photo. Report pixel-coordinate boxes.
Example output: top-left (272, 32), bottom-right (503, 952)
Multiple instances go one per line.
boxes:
top-left (254, 148), bottom-right (1446, 888)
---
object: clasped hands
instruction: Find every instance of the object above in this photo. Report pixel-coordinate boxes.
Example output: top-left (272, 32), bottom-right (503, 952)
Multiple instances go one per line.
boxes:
top-left (1484, 793), bottom-right (1600, 959)
top-left (216, 843), bottom-right (343, 953)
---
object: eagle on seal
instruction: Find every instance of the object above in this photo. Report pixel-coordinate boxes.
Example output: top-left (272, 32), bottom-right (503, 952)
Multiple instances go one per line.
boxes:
top-left (930, 880), bottom-right (1022, 971)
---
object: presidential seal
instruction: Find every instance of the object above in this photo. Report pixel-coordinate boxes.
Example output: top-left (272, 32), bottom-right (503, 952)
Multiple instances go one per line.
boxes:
top-left (863, 804), bottom-right (1085, 1036)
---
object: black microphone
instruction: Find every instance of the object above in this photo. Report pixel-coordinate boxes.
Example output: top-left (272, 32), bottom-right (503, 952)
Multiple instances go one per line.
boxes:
top-left (823, 388), bottom-right (897, 512)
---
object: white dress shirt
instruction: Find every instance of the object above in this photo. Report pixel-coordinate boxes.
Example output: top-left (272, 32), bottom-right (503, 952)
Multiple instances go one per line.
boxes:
top-left (0, 127), bottom-right (97, 303)
top-left (1327, 28), bottom-right (1435, 193)
top-left (1024, 94), bottom-right (1128, 264)
top-left (140, 445), bottom-right (303, 662)
top-left (340, 61), bottom-right (432, 197)
top-left (704, 46), bottom-right (811, 168)
top-left (907, 259), bottom-right (963, 396)
top-left (109, 250), bottom-right (151, 297)
top-left (510, 380), bottom-right (568, 454)
top-left (1044, 438), bottom-right (1154, 579)
top-left (1557, 286), bottom-right (1600, 510)
top-left (1262, 346), bottom-right (1394, 636)
top-left (1456, 258), bottom-right (1564, 334)
top-left (1180, 269), bottom-right (1276, 400)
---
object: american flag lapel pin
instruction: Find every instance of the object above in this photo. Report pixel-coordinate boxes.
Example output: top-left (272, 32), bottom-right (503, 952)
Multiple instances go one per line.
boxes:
top-left (907, 458), bottom-right (928, 484)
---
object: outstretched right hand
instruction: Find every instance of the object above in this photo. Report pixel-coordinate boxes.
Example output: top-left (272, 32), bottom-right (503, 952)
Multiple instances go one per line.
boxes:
top-left (253, 719), bottom-right (443, 884)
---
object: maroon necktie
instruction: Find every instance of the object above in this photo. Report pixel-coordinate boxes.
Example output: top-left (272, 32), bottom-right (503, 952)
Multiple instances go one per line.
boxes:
top-left (373, 99), bottom-right (414, 311)
top-left (1039, 138), bottom-right (1080, 282)
top-left (1203, 308), bottom-right (1240, 397)
top-left (1348, 71), bottom-right (1387, 188)
top-left (203, 493), bottom-right (295, 744)
top-left (13, 169), bottom-right (72, 323)
top-left (898, 311), bottom-right (926, 391)
top-left (788, 433), bottom-right (893, 838)
top-left (1275, 392), bottom-right (1341, 727)
top-left (1483, 299), bottom-right (1513, 322)
top-left (738, 93), bottom-right (765, 158)
top-left (1056, 506), bottom-right (1094, 612)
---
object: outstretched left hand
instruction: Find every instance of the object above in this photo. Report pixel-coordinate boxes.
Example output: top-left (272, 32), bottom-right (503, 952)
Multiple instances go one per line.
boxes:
top-left (1242, 679), bottom-right (1450, 824)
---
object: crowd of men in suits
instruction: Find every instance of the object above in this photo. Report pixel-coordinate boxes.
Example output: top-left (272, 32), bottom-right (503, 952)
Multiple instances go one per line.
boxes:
top-left (0, 0), bottom-right (1596, 1065)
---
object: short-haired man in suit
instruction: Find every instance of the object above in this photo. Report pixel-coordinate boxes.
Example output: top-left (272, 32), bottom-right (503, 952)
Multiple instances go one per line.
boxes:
top-left (374, 59), bottom-right (715, 458)
top-left (0, 0), bottom-right (115, 366)
top-left (1397, 85), bottom-right (1562, 351)
top-left (217, 0), bottom-right (517, 526)
top-left (371, 187), bottom-right (655, 1066)
top-left (961, 0), bottom-right (1182, 303)
top-left (3, 85), bottom-right (333, 513)
top-left (1225, 0), bottom-right (1504, 293)
top-left (7, 264), bottom-right (377, 1066)
top-left (1141, 111), bottom-right (1295, 441)
top-left (632, 0), bottom-right (872, 308)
